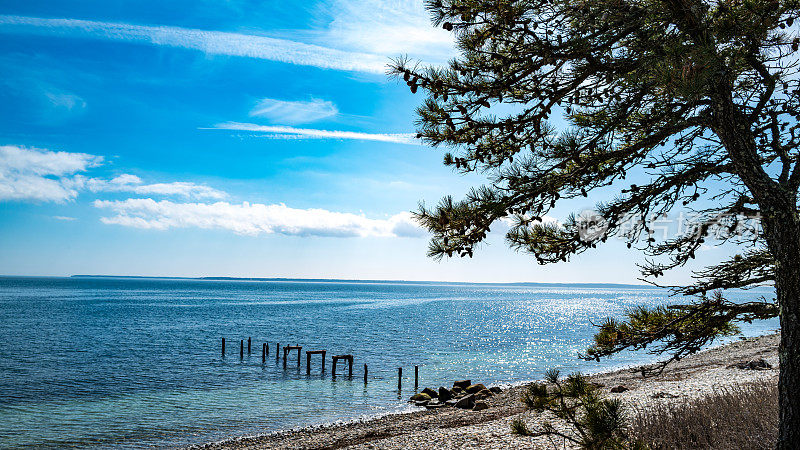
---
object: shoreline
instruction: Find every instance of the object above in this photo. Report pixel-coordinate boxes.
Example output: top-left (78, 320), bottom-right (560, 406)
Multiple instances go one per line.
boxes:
top-left (197, 332), bottom-right (780, 449)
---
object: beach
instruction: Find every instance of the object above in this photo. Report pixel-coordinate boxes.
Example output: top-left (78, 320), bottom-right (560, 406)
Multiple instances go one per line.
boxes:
top-left (200, 333), bottom-right (779, 449)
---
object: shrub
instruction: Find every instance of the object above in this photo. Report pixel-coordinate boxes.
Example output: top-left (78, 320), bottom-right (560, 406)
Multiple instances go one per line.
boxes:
top-left (514, 369), bottom-right (638, 449)
top-left (510, 418), bottom-right (534, 436)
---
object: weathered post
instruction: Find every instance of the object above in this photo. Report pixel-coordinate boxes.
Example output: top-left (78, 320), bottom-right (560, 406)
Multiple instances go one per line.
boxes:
top-left (363, 364), bottom-right (368, 383)
top-left (283, 346), bottom-right (288, 369)
top-left (306, 350), bottom-right (325, 375)
top-left (398, 367), bottom-right (402, 391)
top-left (415, 365), bottom-right (419, 390)
top-left (262, 343), bottom-right (266, 363)
top-left (221, 337), bottom-right (225, 356)
top-left (348, 357), bottom-right (353, 377)
top-left (240, 340), bottom-right (244, 359)
top-left (275, 343), bottom-right (279, 360)
top-left (266, 342), bottom-right (269, 356)
top-left (332, 357), bottom-right (338, 379)
top-left (248, 337), bottom-right (251, 355)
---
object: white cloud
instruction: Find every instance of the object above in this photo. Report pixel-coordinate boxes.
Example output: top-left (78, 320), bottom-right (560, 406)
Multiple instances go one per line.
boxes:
top-left (44, 91), bottom-right (86, 111)
top-left (94, 198), bottom-right (424, 238)
top-left (0, 145), bottom-right (102, 202)
top-left (208, 122), bottom-right (417, 144)
top-left (53, 215), bottom-right (77, 221)
top-left (0, 15), bottom-right (389, 74)
top-left (0, 145), bottom-right (227, 202)
top-left (250, 98), bottom-right (338, 124)
top-left (320, 0), bottom-right (454, 64)
top-left (87, 174), bottom-right (227, 200)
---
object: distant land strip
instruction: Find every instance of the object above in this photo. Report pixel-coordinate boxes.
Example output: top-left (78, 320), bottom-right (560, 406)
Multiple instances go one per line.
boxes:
top-left (66, 274), bottom-right (655, 287)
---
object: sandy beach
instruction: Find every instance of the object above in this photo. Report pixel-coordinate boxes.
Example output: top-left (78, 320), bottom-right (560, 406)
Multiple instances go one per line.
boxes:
top-left (198, 332), bottom-right (779, 449)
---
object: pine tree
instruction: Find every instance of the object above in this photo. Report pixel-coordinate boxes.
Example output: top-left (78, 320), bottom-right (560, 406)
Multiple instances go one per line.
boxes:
top-left (391, 1), bottom-right (800, 446)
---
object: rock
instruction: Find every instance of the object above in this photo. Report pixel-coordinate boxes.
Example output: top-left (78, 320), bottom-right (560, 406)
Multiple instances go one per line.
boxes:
top-left (610, 385), bottom-right (629, 393)
top-left (651, 392), bottom-right (679, 399)
top-left (410, 392), bottom-right (432, 402)
top-left (727, 358), bottom-right (772, 370)
top-left (425, 401), bottom-right (445, 409)
top-left (454, 394), bottom-right (475, 409)
top-left (414, 400), bottom-right (429, 407)
top-left (474, 389), bottom-right (493, 400)
top-left (465, 383), bottom-right (487, 394)
top-left (453, 380), bottom-right (471, 390)
top-left (488, 386), bottom-right (502, 394)
top-left (451, 387), bottom-right (465, 397)
top-left (445, 399), bottom-right (459, 407)
top-left (438, 386), bottom-right (452, 402)
top-left (421, 387), bottom-right (438, 398)
top-left (472, 401), bottom-right (489, 411)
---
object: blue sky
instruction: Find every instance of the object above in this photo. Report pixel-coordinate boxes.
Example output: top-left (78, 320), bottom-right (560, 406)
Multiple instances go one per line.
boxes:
top-left (0, 0), bottom-right (732, 283)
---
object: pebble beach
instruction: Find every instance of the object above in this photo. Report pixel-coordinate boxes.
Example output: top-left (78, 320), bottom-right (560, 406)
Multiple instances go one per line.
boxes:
top-left (198, 333), bottom-right (780, 449)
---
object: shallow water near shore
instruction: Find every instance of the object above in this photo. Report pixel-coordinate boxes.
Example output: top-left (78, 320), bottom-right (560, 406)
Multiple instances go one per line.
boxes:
top-left (0, 276), bottom-right (777, 448)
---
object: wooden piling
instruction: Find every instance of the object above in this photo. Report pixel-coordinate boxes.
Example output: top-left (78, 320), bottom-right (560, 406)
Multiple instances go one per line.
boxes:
top-left (331, 354), bottom-right (353, 378)
top-left (398, 367), bottom-right (402, 390)
top-left (248, 337), bottom-right (251, 354)
top-left (415, 365), bottom-right (419, 390)
top-left (363, 364), bottom-right (368, 383)
top-left (275, 343), bottom-right (279, 359)
top-left (306, 350), bottom-right (325, 375)
top-left (221, 337), bottom-right (225, 356)
top-left (240, 340), bottom-right (244, 359)
top-left (283, 346), bottom-right (288, 369)
top-left (262, 343), bottom-right (266, 363)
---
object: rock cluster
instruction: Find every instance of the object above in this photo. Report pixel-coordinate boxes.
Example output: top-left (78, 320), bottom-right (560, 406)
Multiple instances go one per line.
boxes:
top-left (409, 379), bottom-right (501, 412)
top-left (727, 358), bottom-right (772, 370)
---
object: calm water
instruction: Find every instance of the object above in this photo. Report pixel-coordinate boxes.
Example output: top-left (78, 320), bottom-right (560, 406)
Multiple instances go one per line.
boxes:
top-left (0, 276), bottom-right (777, 448)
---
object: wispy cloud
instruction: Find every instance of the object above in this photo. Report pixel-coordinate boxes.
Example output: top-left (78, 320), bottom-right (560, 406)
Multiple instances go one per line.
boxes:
top-left (208, 122), bottom-right (418, 144)
top-left (0, 145), bottom-right (102, 202)
top-left (0, 145), bottom-right (226, 202)
top-left (94, 198), bottom-right (424, 238)
top-left (320, 0), bottom-right (454, 64)
top-left (53, 215), bottom-right (77, 221)
top-left (87, 174), bottom-right (227, 200)
top-left (250, 98), bottom-right (338, 124)
top-left (0, 15), bottom-right (389, 74)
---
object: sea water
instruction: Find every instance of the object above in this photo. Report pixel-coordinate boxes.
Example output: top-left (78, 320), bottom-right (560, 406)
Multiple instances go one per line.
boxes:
top-left (0, 276), bottom-right (778, 448)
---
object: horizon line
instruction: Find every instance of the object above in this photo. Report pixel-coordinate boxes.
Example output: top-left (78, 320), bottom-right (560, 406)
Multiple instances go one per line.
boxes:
top-left (0, 274), bottom-right (658, 287)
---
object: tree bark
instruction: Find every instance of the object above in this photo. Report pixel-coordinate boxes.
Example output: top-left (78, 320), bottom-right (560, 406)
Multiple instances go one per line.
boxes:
top-left (711, 92), bottom-right (800, 448)
top-left (763, 214), bottom-right (800, 449)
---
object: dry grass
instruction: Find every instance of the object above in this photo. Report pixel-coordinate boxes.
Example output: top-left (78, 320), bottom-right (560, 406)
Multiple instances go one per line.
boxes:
top-left (628, 381), bottom-right (777, 449)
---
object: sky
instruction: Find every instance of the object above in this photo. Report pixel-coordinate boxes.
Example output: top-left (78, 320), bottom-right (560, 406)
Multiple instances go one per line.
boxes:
top-left (0, 0), bottom-right (735, 283)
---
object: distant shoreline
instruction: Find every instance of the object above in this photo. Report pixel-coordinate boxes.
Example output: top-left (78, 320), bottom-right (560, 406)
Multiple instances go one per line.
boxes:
top-left (66, 274), bottom-right (655, 287)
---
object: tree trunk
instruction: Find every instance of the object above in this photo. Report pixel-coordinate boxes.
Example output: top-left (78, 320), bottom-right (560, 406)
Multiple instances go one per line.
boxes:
top-left (766, 218), bottom-right (800, 449)
top-left (711, 93), bottom-right (800, 448)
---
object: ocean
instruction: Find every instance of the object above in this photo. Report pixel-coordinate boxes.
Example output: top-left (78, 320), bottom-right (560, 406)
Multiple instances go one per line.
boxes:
top-left (0, 276), bottom-right (777, 448)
